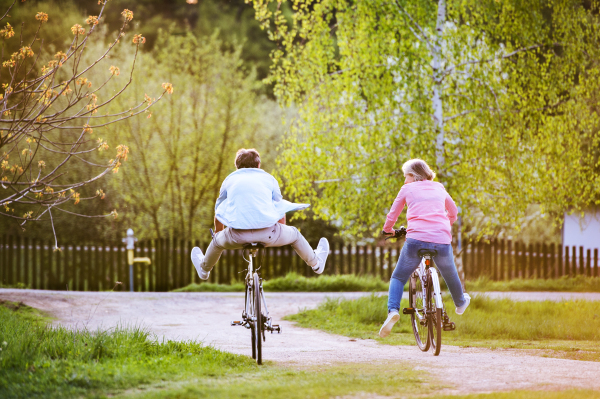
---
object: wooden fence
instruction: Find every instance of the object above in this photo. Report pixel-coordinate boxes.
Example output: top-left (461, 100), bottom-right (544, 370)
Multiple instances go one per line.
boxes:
top-left (0, 235), bottom-right (598, 291)
top-left (462, 239), bottom-right (599, 280)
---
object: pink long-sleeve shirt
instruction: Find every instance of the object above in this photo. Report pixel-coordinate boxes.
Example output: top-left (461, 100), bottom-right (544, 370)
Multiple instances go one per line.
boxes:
top-left (383, 180), bottom-right (458, 244)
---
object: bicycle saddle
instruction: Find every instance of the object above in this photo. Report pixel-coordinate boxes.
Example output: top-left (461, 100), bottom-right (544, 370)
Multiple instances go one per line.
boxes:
top-left (243, 243), bottom-right (265, 249)
top-left (417, 249), bottom-right (438, 257)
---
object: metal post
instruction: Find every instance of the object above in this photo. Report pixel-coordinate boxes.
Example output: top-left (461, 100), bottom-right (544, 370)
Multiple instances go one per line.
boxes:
top-left (122, 228), bottom-right (151, 293)
top-left (123, 228), bottom-right (137, 292)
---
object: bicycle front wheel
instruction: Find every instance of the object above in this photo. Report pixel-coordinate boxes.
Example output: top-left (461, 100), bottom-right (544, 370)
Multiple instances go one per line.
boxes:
top-left (247, 283), bottom-right (257, 360)
top-left (253, 273), bottom-right (263, 365)
top-left (409, 272), bottom-right (430, 351)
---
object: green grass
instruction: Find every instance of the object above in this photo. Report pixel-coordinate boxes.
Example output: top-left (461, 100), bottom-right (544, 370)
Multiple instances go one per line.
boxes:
top-left (0, 300), bottom-right (257, 398)
top-left (174, 272), bottom-right (388, 292)
top-left (175, 272), bottom-right (600, 293)
top-left (286, 294), bottom-right (600, 361)
top-left (466, 275), bottom-right (600, 292)
top-left (117, 362), bottom-right (434, 399)
top-left (0, 300), bottom-right (435, 398)
top-left (174, 282), bottom-right (245, 292)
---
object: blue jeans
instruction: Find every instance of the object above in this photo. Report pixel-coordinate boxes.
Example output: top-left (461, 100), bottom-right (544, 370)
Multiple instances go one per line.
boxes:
top-left (387, 238), bottom-right (466, 313)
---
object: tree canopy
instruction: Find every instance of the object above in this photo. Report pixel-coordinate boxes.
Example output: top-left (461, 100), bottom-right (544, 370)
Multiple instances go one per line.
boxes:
top-left (250, 0), bottom-right (600, 237)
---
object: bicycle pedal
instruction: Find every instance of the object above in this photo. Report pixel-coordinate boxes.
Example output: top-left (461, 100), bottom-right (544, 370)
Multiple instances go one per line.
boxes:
top-left (443, 322), bottom-right (456, 331)
top-left (402, 308), bottom-right (415, 315)
top-left (270, 324), bottom-right (282, 334)
top-left (231, 320), bottom-right (244, 326)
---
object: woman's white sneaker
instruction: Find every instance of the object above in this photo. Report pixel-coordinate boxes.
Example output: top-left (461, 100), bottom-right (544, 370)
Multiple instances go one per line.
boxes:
top-left (191, 247), bottom-right (210, 280)
top-left (379, 311), bottom-right (400, 338)
top-left (455, 293), bottom-right (471, 315)
top-left (312, 238), bottom-right (329, 274)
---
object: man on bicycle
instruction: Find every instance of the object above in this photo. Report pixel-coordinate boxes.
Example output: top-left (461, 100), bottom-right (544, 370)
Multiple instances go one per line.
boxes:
top-left (191, 148), bottom-right (329, 280)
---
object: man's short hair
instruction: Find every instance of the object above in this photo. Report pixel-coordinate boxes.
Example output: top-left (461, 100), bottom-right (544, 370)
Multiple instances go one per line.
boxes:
top-left (235, 148), bottom-right (261, 169)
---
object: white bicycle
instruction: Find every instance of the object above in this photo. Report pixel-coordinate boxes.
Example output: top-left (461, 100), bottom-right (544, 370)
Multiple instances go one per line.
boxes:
top-left (387, 228), bottom-right (456, 356)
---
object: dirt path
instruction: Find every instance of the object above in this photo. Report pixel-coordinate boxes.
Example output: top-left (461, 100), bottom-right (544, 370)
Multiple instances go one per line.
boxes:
top-left (2, 289), bottom-right (600, 395)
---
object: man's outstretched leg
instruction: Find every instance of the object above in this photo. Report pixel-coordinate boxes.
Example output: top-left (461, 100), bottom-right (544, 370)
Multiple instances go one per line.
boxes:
top-left (268, 224), bottom-right (329, 274)
top-left (191, 229), bottom-right (236, 280)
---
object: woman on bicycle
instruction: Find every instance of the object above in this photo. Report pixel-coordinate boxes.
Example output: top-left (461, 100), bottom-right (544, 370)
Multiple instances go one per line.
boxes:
top-left (379, 159), bottom-right (470, 338)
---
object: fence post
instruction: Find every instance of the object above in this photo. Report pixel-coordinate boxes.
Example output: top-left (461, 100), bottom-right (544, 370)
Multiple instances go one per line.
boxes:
top-left (378, 246), bottom-right (384, 280)
top-left (579, 246), bottom-right (585, 276)
top-left (594, 248), bottom-right (599, 278)
top-left (0, 235), bottom-right (4, 285)
top-left (586, 249), bottom-right (592, 277)
top-left (513, 241), bottom-right (520, 278)
top-left (548, 243), bottom-right (555, 279)
top-left (496, 238), bottom-right (506, 281)
top-left (563, 245), bottom-right (569, 277)
top-left (556, 244), bottom-right (562, 278)
top-left (7, 235), bottom-right (14, 286)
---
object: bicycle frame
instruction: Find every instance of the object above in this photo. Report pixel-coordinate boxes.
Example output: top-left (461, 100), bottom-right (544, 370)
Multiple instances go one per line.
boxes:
top-left (240, 247), bottom-right (278, 333)
top-left (415, 255), bottom-right (444, 315)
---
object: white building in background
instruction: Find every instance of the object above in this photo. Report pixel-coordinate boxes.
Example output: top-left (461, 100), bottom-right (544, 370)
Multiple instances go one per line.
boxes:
top-left (562, 208), bottom-right (600, 252)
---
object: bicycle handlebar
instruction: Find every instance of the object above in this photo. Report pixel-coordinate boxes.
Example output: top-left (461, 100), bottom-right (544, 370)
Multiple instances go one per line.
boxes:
top-left (382, 226), bottom-right (407, 240)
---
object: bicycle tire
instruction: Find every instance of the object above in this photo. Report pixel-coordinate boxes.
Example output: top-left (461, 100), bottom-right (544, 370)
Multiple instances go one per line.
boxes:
top-left (253, 273), bottom-right (263, 365)
top-left (248, 283), bottom-right (257, 360)
top-left (409, 272), bottom-right (430, 351)
top-left (427, 271), bottom-right (442, 356)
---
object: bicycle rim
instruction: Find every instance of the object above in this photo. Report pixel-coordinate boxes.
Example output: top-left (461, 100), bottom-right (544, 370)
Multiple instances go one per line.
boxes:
top-left (253, 273), bottom-right (262, 365)
top-left (248, 283), bottom-right (256, 360)
top-left (409, 272), bottom-right (430, 351)
top-left (427, 274), bottom-right (442, 356)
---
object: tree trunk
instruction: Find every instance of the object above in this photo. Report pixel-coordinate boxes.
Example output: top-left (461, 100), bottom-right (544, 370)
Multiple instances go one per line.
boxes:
top-left (432, 0), bottom-right (446, 168)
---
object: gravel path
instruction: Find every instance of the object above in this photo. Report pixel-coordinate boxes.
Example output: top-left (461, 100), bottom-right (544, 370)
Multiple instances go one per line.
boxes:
top-left (1, 289), bottom-right (600, 395)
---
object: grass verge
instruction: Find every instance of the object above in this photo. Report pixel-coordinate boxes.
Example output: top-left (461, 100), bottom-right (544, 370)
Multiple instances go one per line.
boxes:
top-left (174, 272), bottom-right (388, 292)
top-left (286, 294), bottom-right (600, 361)
top-left (175, 272), bottom-right (600, 293)
top-left (465, 276), bottom-right (600, 292)
top-left (0, 301), bottom-right (435, 398)
top-left (117, 362), bottom-right (435, 399)
top-left (0, 300), bottom-right (257, 399)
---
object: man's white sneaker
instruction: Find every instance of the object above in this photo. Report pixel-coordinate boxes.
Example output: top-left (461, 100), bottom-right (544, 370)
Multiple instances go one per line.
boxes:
top-left (455, 293), bottom-right (471, 315)
top-left (312, 238), bottom-right (329, 274)
top-left (379, 311), bottom-right (400, 338)
top-left (191, 247), bottom-right (210, 280)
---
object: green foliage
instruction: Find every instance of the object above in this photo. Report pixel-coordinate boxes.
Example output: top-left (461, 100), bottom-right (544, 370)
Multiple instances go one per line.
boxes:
top-left (102, 29), bottom-right (284, 239)
top-left (263, 272), bottom-right (388, 292)
top-left (175, 272), bottom-right (388, 292)
top-left (174, 282), bottom-right (246, 292)
top-left (175, 272), bottom-right (600, 293)
top-left (0, 301), bottom-right (256, 399)
top-left (251, 0), bottom-right (600, 237)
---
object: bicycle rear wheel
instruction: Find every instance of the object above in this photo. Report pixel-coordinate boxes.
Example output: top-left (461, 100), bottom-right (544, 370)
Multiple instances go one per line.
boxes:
top-left (409, 272), bottom-right (430, 351)
top-left (253, 273), bottom-right (263, 365)
top-left (427, 272), bottom-right (442, 356)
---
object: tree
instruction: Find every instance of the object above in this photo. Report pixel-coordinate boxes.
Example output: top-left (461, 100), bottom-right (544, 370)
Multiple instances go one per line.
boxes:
top-left (249, 0), bottom-right (600, 237)
top-left (0, 0), bottom-right (172, 247)
top-left (103, 30), bottom-right (284, 239)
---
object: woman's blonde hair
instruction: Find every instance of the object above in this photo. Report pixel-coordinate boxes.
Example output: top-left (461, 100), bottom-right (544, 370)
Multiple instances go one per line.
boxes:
top-left (402, 159), bottom-right (436, 181)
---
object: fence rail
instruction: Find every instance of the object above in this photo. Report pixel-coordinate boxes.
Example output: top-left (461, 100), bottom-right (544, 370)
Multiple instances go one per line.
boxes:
top-left (0, 235), bottom-right (598, 291)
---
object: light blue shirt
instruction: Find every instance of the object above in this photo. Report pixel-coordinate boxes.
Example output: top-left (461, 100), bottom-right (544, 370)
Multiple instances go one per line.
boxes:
top-left (215, 168), bottom-right (309, 230)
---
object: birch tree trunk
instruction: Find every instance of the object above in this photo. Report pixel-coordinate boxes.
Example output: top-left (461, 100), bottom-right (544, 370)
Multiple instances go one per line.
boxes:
top-left (432, 0), bottom-right (447, 169)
